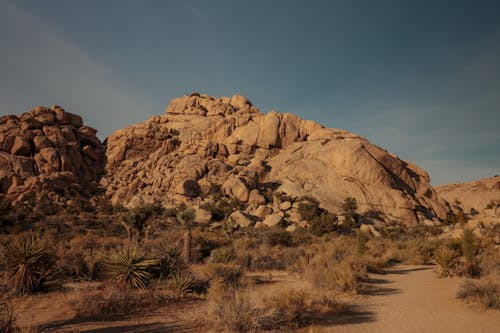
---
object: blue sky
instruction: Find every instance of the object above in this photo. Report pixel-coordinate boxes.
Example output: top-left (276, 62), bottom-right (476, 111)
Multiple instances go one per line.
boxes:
top-left (1, 0), bottom-right (499, 185)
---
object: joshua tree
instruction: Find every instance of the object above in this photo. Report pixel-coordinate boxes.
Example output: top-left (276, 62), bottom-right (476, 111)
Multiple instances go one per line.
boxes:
top-left (121, 204), bottom-right (161, 244)
top-left (177, 208), bottom-right (196, 264)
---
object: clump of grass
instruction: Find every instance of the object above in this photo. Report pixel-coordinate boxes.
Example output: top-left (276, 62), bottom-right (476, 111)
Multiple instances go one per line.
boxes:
top-left (456, 278), bottom-right (500, 309)
top-left (262, 288), bottom-right (310, 328)
top-left (261, 287), bottom-right (350, 329)
top-left (196, 262), bottom-right (243, 286)
top-left (0, 294), bottom-right (18, 333)
top-left (356, 230), bottom-right (367, 257)
top-left (206, 246), bottom-right (234, 264)
top-left (167, 270), bottom-right (198, 295)
top-left (74, 284), bottom-right (164, 320)
top-left (2, 236), bottom-right (58, 295)
top-left (435, 247), bottom-right (458, 278)
top-left (207, 281), bottom-right (260, 332)
top-left (301, 252), bottom-right (363, 293)
top-left (101, 246), bottom-right (159, 289)
top-left (461, 229), bottom-right (480, 277)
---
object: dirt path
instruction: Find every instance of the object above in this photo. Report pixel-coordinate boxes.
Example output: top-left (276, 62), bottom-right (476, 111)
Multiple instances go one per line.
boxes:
top-left (314, 264), bottom-right (500, 333)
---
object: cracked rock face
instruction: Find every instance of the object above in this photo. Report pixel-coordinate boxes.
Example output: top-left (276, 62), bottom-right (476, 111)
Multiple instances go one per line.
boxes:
top-left (103, 93), bottom-right (450, 224)
top-left (0, 105), bottom-right (104, 203)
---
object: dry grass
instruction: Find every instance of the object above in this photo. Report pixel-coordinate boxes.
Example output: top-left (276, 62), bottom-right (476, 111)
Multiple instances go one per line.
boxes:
top-left (435, 247), bottom-right (459, 278)
top-left (207, 280), bottom-right (350, 332)
top-left (456, 277), bottom-right (500, 310)
top-left (0, 293), bottom-right (18, 333)
top-left (73, 283), bottom-right (166, 320)
top-left (206, 281), bottom-right (260, 332)
top-left (295, 241), bottom-right (366, 294)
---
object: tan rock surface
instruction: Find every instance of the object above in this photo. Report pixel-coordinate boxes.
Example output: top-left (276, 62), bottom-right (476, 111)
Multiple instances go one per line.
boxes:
top-left (102, 93), bottom-right (451, 225)
top-left (0, 106), bottom-right (104, 204)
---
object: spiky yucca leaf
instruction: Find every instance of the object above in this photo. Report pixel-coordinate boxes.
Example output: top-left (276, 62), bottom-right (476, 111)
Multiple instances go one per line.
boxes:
top-left (3, 236), bottom-right (55, 295)
top-left (101, 247), bottom-right (159, 289)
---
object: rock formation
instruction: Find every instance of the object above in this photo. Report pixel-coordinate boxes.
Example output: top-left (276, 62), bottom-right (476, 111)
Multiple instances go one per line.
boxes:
top-left (103, 93), bottom-right (451, 225)
top-left (436, 176), bottom-right (500, 232)
top-left (0, 106), bottom-right (104, 204)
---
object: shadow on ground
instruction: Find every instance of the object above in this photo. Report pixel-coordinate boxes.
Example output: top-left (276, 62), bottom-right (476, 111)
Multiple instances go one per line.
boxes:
top-left (312, 305), bottom-right (376, 327)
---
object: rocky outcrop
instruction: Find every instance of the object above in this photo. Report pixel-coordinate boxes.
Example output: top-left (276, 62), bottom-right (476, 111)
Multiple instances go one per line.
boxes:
top-left (0, 106), bottom-right (104, 204)
top-left (436, 176), bottom-right (500, 231)
top-left (103, 93), bottom-right (451, 225)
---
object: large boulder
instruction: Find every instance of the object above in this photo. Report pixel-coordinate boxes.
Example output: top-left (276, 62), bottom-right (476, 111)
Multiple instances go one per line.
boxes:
top-left (0, 106), bottom-right (104, 203)
top-left (102, 93), bottom-right (451, 225)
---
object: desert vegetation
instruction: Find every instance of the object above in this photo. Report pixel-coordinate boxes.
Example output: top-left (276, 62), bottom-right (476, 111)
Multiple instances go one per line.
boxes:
top-left (0, 189), bottom-right (498, 332)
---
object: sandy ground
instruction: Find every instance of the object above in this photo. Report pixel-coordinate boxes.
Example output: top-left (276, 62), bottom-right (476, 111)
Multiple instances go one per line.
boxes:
top-left (18, 265), bottom-right (500, 332)
top-left (311, 265), bottom-right (500, 333)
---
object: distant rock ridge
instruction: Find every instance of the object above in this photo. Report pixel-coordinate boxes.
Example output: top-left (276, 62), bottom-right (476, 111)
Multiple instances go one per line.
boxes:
top-left (0, 105), bottom-right (104, 204)
top-left (103, 92), bottom-right (451, 225)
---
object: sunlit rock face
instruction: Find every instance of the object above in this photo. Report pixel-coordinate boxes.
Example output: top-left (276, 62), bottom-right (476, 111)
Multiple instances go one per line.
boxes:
top-left (0, 105), bottom-right (104, 204)
top-left (104, 92), bottom-right (450, 225)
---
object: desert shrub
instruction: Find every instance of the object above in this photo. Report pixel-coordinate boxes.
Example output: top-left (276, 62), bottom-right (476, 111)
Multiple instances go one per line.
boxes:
top-left (206, 246), bottom-right (235, 264)
top-left (263, 288), bottom-right (310, 328)
top-left (435, 246), bottom-right (459, 277)
top-left (298, 202), bottom-right (339, 236)
top-left (207, 281), bottom-right (260, 332)
top-left (101, 246), bottom-right (159, 289)
top-left (166, 270), bottom-right (198, 295)
top-left (56, 233), bottom-right (108, 280)
top-left (356, 230), bottom-right (367, 257)
top-left (200, 198), bottom-right (245, 222)
top-left (261, 287), bottom-right (350, 329)
top-left (298, 242), bottom-right (364, 294)
top-left (477, 241), bottom-right (500, 276)
top-left (0, 294), bottom-right (18, 333)
top-left (259, 228), bottom-right (293, 247)
top-left (192, 231), bottom-right (231, 262)
top-left (397, 239), bottom-right (436, 265)
top-left (456, 278), bottom-right (500, 309)
top-left (154, 243), bottom-right (184, 279)
top-left (75, 284), bottom-right (164, 319)
top-left (2, 236), bottom-right (58, 295)
top-left (197, 262), bottom-right (243, 285)
top-left (121, 204), bottom-right (162, 243)
top-left (461, 229), bottom-right (480, 277)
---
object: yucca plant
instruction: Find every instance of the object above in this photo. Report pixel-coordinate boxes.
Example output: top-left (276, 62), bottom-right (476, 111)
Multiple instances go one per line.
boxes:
top-left (207, 246), bottom-right (235, 264)
top-left (2, 236), bottom-right (57, 295)
top-left (167, 270), bottom-right (197, 295)
top-left (435, 246), bottom-right (458, 277)
top-left (101, 246), bottom-right (159, 289)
